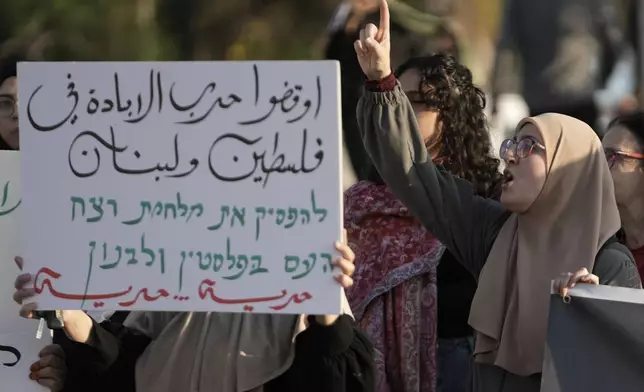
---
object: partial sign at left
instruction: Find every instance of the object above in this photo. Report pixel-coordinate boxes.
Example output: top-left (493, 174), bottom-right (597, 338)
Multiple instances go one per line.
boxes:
top-left (0, 151), bottom-right (52, 391)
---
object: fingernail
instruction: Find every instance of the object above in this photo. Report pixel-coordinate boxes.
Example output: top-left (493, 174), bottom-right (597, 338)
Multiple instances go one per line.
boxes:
top-left (333, 269), bottom-right (342, 278)
top-left (331, 257), bottom-right (340, 265)
top-left (335, 241), bottom-right (342, 247)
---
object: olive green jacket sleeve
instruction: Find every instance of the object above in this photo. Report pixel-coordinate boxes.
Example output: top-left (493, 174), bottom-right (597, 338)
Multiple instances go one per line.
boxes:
top-left (356, 81), bottom-right (510, 277)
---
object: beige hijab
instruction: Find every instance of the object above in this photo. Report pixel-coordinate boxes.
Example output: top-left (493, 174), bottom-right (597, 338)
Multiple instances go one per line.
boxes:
top-left (468, 113), bottom-right (620, 376)
top-left (125, 292), bottom-right (353, 392)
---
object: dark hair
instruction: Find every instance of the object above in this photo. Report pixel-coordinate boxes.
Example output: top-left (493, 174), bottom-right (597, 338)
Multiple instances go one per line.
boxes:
top-left (607, 111), bottom-right (644, 148)
top-left (0, 137), bottom-right (11, 150)
top-left (0, 54), bottom-right (19, 86)
top-left (0, 54), bottom-right (20, 150)
top-left (369, 54), bottom-right (502, 199)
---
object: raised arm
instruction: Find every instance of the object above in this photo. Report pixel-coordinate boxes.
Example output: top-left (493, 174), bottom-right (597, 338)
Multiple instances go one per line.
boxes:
top-left (357, 79), bottom-right (507, 276)
top-left (353, 0), bottom-right (510, 276)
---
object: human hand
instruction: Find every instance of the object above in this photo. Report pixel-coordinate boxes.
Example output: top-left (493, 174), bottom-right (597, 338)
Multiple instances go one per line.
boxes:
top-left (316, 230), bottom-right (356, 326)
top-left (354, 0), bottom-right (391, 81)
top-left (13, 256), bottom-right (92, 342)
top-left (554, 267), bottom-right (599, 300)
top-left (13, 256), bottom-right (39, 319)
top-left (29, 344), bottom-right (66, 392)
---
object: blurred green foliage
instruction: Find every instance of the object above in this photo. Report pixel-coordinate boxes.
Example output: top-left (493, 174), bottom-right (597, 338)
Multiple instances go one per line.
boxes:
top-left (0, 0), bottom-right (480, 62)
top-left (0, 0), bottom-right (356, 61)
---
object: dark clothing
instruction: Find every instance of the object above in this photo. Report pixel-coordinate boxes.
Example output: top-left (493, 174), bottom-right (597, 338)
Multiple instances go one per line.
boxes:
top-left (0, 136), bottom-right (12, 150)
top-left (437, 336), bottom-right (474, 392)
top-left (357, 76), bottom-right (642, 392)
top-left (437, 250), bottom-right (476, 339)
top-left (529, 101), bottom-right (600, 134)
top-left (492, 0), bottom-right (631, 126)
top-left (54, 311), bottom-right (130, 392)
top-left (58, 314), bottom-right (374, 392)
top-left (325, 27), bottom-right (372, 180)
top-left (630, 245), bottom-right (644, 279)
top-left (265, 315), bottom-right (375, 392)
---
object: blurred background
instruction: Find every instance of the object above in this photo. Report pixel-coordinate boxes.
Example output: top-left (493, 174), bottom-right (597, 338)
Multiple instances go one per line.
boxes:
top-left (1, 0), bottom-right (639, 187)
top-left (0, 0), bottom-right (499, 66)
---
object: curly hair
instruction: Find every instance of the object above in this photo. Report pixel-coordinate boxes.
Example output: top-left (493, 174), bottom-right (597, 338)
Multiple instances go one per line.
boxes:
top-left (395, 54), bottom-right (502, 199)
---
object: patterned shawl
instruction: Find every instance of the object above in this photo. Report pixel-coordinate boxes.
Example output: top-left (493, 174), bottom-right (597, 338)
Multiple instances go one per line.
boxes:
top-left (345, 181), bottom-right (445, 392)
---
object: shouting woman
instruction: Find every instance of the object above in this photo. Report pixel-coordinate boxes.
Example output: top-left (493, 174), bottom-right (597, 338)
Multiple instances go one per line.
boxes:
top-left (345, 54), bottom-right (501, 392)
top-left (352, 1), bottom-right (641, 391)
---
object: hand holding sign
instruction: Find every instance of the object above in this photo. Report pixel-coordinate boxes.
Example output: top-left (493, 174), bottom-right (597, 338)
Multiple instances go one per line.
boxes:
top-left (29, 344), bottom-right (66, 392)
top-left (13, 257), bottom-right (93, 344)
top-left (315, 230), bottom-right (356, 326)
top-left (13, 256), bottom-right (38, 319)
top-left (354, 0), bottom-right (391, 81)
top-left (553, 267), bottom-right (599, 300)
top-left (0, 151), bottom-right (52, 391)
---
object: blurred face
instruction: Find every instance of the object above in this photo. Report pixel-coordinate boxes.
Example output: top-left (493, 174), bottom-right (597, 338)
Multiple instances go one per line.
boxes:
top-left (0, 76), bottom-right (18, 149)
top-left (499, 124), bottom-right (548, 213)
top-left (602, 125), bottom-right (644, 207)
top-left (398, 69), bottom-right (439, 147)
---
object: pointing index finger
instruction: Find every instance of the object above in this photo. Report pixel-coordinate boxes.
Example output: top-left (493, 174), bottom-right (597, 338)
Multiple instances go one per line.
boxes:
top-left (377, 0), bottom-right (390, 40)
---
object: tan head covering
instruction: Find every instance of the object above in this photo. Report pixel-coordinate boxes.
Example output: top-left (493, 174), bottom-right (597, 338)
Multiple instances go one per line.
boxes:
top-left (124, 291), bottom-right (353, 392)
top-left (468, 113), bottom-right (620, 376)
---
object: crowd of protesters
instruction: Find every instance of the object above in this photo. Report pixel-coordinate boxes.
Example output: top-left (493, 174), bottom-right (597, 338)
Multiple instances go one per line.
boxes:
top-left (4, 0), bottom-right (644, 391)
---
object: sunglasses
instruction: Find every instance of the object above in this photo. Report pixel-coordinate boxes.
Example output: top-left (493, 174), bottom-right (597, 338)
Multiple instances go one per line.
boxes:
top-left (604, 149), bottom-right (644, 169)
top-left (499, 138), bottom-right (545, 161)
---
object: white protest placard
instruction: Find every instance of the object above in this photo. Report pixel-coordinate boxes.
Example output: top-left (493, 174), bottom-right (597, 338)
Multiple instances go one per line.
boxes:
top-left (0, 151), bottom-right (51, 391)
top-left (19, 61), bottom-right (343, 315)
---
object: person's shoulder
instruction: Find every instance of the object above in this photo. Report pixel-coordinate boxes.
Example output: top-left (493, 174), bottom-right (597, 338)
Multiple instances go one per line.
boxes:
top-left (594, 244), bottom-right (642, 289)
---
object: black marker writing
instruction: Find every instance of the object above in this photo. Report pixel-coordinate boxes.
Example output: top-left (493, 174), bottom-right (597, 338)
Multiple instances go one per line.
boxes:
top-left (208, 128), bottom-right (324, 187)
top-left (0, 345), bottom-right (21, 367)
top-left (169, 81), bottom-right (242, 125)
top-left (252, 64), bottom-right (259, 105)
top-left (27, 74), bottom-right (79, 132)
top-left (68, 127), bottom-right (199, 181)
top-left (239, 64), bottom-right (322, 126)
top-left (27, 69), bottom-right (247, 131)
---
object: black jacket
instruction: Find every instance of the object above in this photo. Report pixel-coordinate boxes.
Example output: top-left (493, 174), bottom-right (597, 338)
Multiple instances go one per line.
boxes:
top-left (56, 312), bottom-right (374, 392)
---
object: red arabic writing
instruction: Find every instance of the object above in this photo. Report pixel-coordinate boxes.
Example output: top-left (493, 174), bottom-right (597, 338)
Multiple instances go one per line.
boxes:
top-left (198, 278), bottom-right (312, 311)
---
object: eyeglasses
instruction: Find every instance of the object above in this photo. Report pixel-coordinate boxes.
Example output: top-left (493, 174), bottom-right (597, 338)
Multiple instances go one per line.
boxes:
top-left (0, 96), bottom-right (16, 118)
top-left (499, 138), bottom-right (545, 161)
top-left (604, 149), bottom-right (644, 169)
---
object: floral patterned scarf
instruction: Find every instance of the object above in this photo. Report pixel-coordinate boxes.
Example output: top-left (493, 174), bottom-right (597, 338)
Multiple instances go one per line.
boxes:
top-left (345, 181), bottom-right (445, 392)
